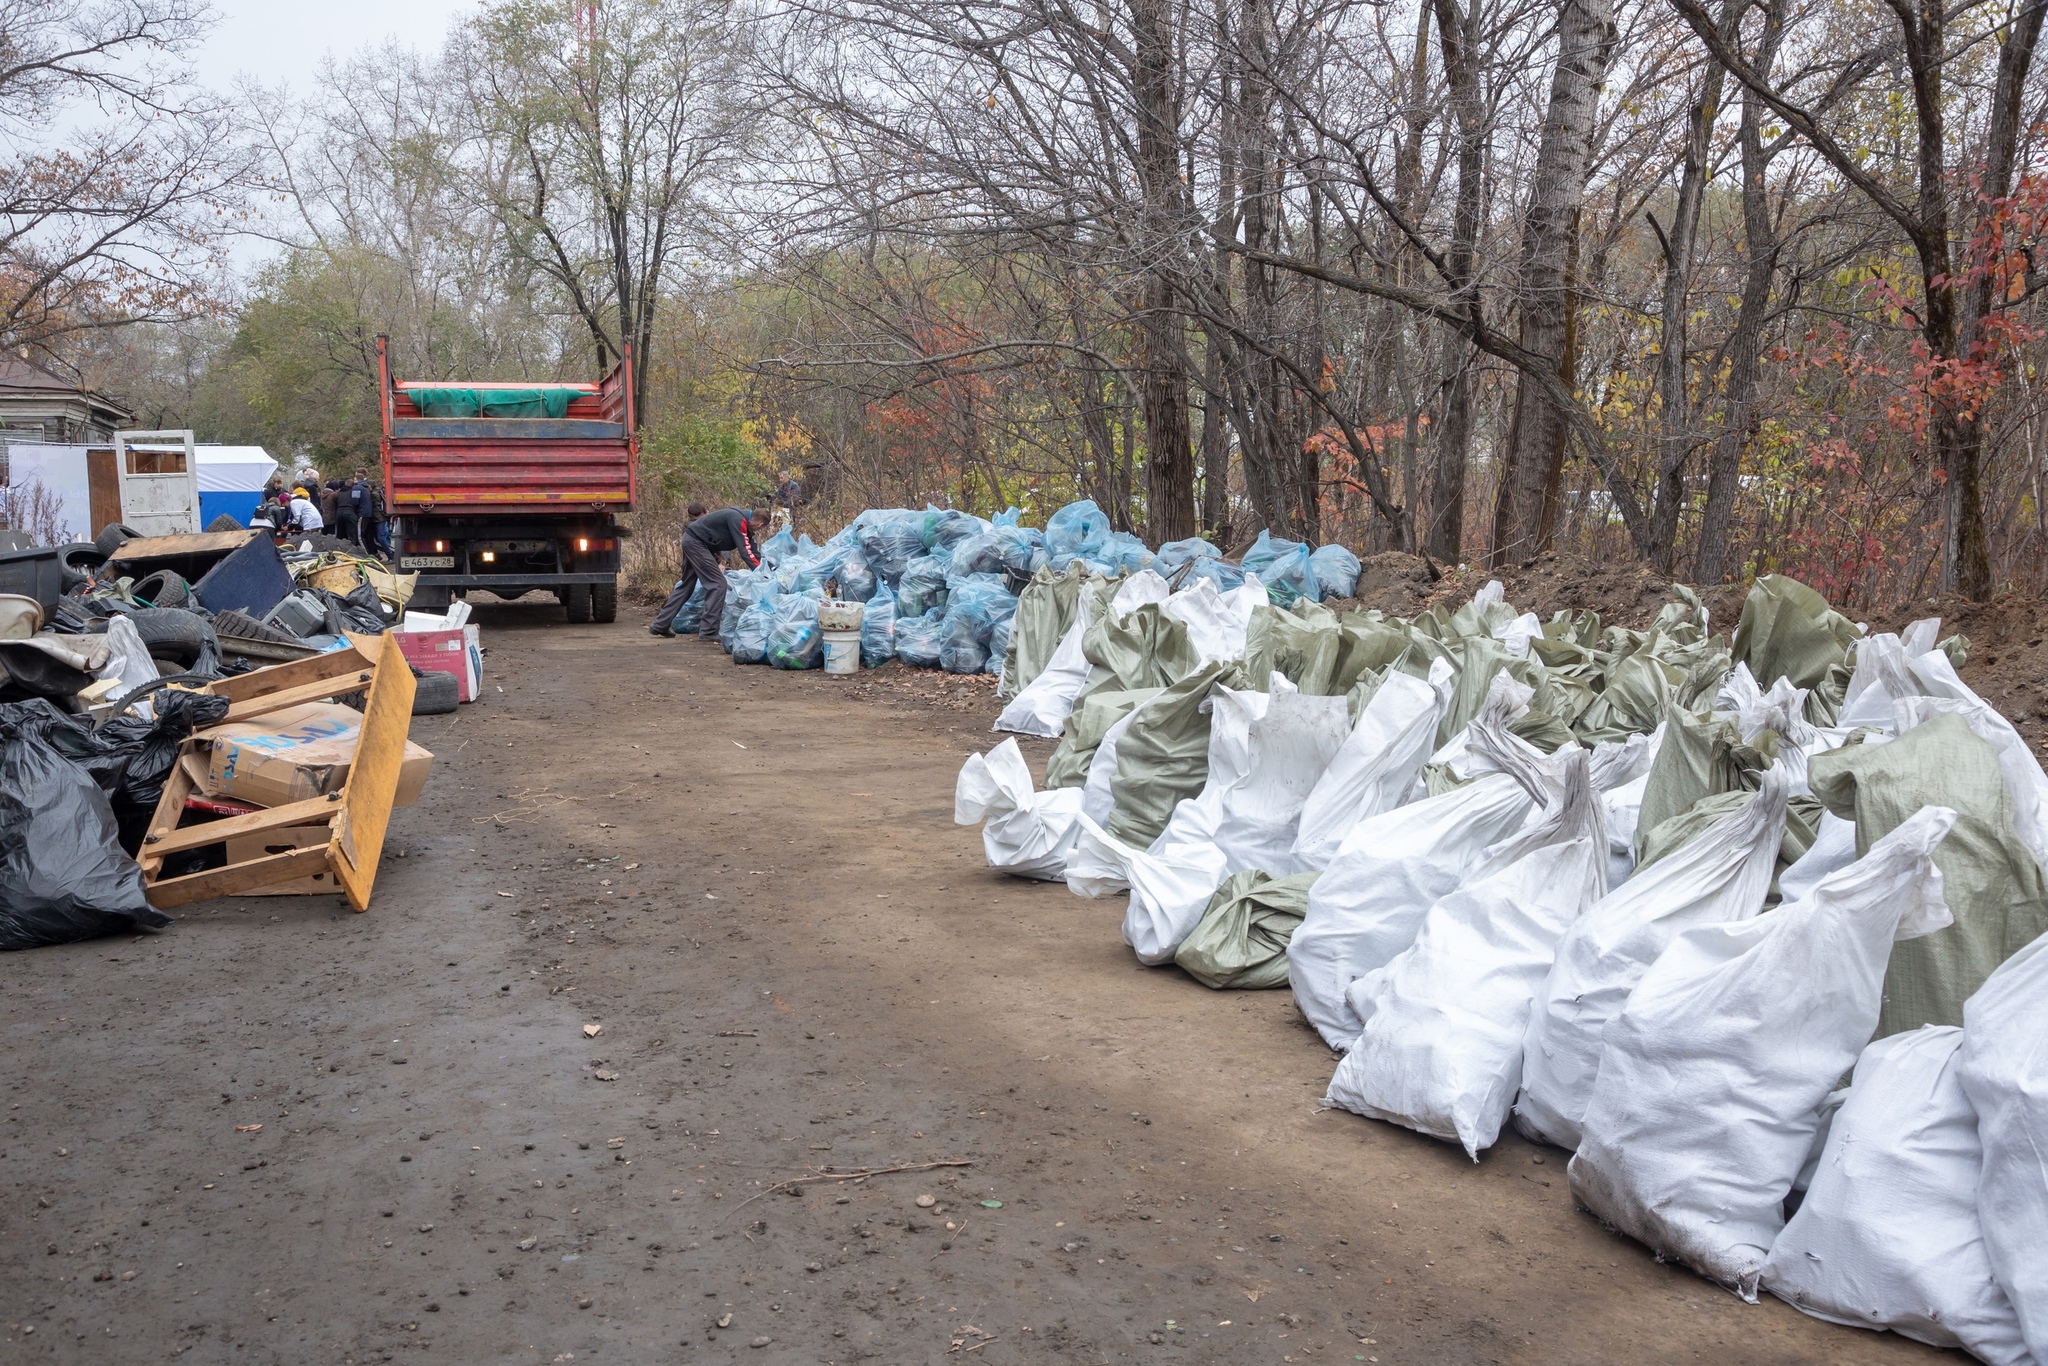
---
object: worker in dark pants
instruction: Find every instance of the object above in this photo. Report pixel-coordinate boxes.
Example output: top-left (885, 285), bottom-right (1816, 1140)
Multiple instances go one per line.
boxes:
top-left (649, 505), bottom-right (765, 638)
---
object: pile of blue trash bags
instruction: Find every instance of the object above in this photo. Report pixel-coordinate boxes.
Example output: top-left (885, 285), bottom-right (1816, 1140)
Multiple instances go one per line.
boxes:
top-left (665, 499), bottom-right (1366, 673)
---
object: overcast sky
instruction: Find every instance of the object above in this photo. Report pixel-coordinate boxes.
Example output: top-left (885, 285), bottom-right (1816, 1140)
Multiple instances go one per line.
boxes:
top-left (192, 0), bottom-right (479, 97)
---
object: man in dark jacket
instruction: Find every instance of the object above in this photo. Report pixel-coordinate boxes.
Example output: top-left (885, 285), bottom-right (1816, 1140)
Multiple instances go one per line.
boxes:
top-left (649, 505), bottom-right (764, 638)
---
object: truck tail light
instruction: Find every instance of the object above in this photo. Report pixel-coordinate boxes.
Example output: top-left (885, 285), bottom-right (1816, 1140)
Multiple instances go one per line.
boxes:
top-left (434, 540), bottom-right (446, 553)
top-left (577, 537), bottom-right (589, 552)
top-left (480, 551), bottom-right (496, 563)
top-left (577, 538), bottom-right (616, 552)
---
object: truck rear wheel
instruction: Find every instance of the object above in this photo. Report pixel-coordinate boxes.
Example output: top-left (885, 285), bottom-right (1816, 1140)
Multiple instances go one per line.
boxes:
top-left (563, 583), bottom-right (593, 623)
top-left (591, 582), bottom-right (617, 623)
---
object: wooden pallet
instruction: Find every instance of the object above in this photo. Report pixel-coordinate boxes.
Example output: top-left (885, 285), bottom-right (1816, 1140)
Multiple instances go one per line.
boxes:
top-left (137, 634), bottom-right (418, 911)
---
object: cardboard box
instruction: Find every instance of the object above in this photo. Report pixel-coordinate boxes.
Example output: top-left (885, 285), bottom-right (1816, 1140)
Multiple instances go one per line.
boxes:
top-left (204, 702), bottom-right (433, 809)
top-left (391, 625), bottom-right (483, 702)
top-left (225, 828), bottom-right (338, 896)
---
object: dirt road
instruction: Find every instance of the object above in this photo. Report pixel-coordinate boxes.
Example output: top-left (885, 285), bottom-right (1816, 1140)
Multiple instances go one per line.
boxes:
top-left (0, 603), bottom-right (1940, 1365)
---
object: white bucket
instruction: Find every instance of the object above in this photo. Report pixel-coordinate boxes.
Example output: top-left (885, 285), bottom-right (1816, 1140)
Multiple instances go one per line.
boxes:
top-left (822, 627), bottom-right (861, 675)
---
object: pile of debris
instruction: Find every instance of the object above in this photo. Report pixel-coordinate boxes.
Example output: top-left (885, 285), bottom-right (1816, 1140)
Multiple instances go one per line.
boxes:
top-left (956, 569), bottom-right (2048, 1361)
top-left (0, 526), bottom-right (459, 950)
top-left (663, 500), bottom-right (1363, 673)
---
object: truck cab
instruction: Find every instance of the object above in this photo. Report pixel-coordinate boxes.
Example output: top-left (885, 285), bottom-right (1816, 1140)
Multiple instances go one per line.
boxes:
top-left (377, 335), bottom-right (636, 622)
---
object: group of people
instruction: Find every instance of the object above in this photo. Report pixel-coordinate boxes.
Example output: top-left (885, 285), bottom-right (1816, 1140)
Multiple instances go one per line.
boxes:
top-left (254, 468), bottom-right (389, 555)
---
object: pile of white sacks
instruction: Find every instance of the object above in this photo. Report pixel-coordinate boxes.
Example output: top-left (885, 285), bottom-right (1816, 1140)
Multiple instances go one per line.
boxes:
top-left (954, 570), bottom-right (2048, 1364)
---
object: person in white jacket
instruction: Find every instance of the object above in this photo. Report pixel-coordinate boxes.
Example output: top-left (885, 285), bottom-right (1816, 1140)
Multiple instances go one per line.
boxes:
top-left (289, 487), bottom-right (325, 533)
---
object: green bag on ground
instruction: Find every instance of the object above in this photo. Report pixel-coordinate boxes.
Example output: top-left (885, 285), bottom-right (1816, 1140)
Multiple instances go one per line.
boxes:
top-left (1731, 575), bottom-right (1859, 722)
top-left (1174, 870), bottom-right (1322, 989)
top-left (1634, 708), bottom-right (1765, 863)
top-left (1634, 788), bottom-right (1824, 892)
top-left (1084, 597), bottom-right (1199, 692)
top-left (1245, 602), bottom-right (1345, 694)
top-left (1044, 686), bottom-right (1162, 790)
top-left (1808, 711), bottom-right (2048, 1037)
top-left (1105, 662), bottom-right (1241, 847)
top-left (998, 564), bottom-right (1088, 700)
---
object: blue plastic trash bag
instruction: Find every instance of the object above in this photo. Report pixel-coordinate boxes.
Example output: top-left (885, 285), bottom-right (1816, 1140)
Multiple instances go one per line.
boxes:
top-left (853, 510), bottom-right (925, 585)
top-left (991, 506), bottom-right (1024, 528)
top-left (670, 583), bottom-right (708, 634)
top-left (765, 595), bottom-right (823, 670)
top-left (719, 569), bottom-right (777, 649)
top-left (860, 586), bottom-right (898, 666)
top-left (940, 573), bottom-right (1018, 673)
top-left (940, 612), bottom-right (989, 674)
top-left (1045, 499), bottom-right (1109, 565)
top-left (1241, 529), bottom-right (1319, 606)
top-left (1096, 530), bottom-right (1154, 575)
top-left (989, 615), bottom-right (1014, 671)
top-left (1186, 557), bottom-right (1246, 591)
top-left (791, 541), bottom-right (877, 603)
top-left (1155, 537), bottom-right (1221, 572)
top-left (894, 607), bottom-right (946, 668)
top-left (921, 507), bottom-right (987, 555)
top-left (895, 554), bottom-right (950, 616)
top-left (759, 528), bottom-right (798, 566)
top-left (730, 597), bottom-right (777, 664)
top-left (948, 526), bottom-right (1039, 579)
top-left (1309, 544), bottom-right (1362, 599)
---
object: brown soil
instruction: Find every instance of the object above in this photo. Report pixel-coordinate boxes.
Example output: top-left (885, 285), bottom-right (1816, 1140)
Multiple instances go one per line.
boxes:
top-left (0, 601), bottom-right (1940, 1364)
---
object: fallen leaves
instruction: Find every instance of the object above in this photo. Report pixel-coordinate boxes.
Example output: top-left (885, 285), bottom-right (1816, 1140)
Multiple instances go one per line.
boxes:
top-left (593, 1069), bottom-right (619, 1082)
top-left (582, 1023), bottom-right (602, 1038)
top-left (234, 1124), bottom-right (263, 1134)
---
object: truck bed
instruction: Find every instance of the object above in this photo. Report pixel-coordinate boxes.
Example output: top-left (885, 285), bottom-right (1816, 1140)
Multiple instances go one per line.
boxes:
top-left (381, 365), bottom-right (636, 514)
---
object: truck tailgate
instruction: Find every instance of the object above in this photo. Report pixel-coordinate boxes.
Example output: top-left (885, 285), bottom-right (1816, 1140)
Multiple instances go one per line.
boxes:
top-left (388, 435), bottom-right (632, 511)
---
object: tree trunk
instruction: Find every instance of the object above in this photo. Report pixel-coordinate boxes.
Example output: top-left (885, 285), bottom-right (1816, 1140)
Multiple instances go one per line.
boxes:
top-left (1427, 0), bottom-right (1483, 564)
top-left (1694, 58), bottom-right (1776, 585)
top-left (1950, 0), bottom-right (2045, 598)
top-left (1489, 0), bottom-right (1615, 567)
top-left (1646, 12), bottom-right (1728, 572)
top-left (1199, 335), bottom-right (1232, 538)
top-left (1131, 0), bottom-right (1197, 542)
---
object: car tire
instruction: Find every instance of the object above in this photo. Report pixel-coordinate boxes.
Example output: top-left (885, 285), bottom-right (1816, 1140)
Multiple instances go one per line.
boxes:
top-left (131, 570), bottom-right (190, 609)
top-left (127, 608), bottom-right (217, 669)
top-left (591, 582), bottom-right (617, 623)
top-left (563, 583), bottom-right (593, 623)
top-left (411, 668), bottom-right (460, 715)
top-left (57, 542), bottom-right (106, 591)
top-left (94, 522), bottom-right (143, 556)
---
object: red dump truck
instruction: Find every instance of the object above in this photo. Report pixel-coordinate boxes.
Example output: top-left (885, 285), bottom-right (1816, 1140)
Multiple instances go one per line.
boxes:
top-left (376, 334), bottom-right (636, 622)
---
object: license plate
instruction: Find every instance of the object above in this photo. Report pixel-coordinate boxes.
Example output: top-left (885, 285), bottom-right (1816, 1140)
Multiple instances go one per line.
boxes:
top-left (401, 555), bottom-right (455, 569)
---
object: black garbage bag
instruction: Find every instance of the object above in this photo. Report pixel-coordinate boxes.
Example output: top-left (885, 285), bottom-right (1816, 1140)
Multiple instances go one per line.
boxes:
top-left (26, 689), bottom-right (230, 852)
top-left (312, 583), bottom-right (389, 635)
top-left (0, 708), bottom-right (170, 950)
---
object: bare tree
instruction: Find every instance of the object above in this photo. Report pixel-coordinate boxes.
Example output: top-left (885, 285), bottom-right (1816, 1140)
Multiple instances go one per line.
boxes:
top-left (464, 0), bottom-right (755, 410)
top-left (0, 0), bottom-right (247, 366)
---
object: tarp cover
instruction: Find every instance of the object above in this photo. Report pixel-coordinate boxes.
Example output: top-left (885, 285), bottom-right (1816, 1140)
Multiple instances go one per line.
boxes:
top-left (408, 387), bottom-right (578, 418)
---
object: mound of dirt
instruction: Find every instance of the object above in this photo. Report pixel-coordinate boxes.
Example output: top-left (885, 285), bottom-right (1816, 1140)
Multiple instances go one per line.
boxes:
top-left (1869, 590), bottom-right (2048, 752)
top-left (1417, 552), bottom-right (1704, 630)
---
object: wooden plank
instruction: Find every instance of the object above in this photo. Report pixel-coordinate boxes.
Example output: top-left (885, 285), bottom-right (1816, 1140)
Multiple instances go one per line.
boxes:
top-left (329, 635), bottom-right (416, 912)
top-left (137, 752), bottom-right (199, 877)
top-left (199, 644), bottom-right (374, 707)
top-left (145, 845), bottom-right (336, 909)
top-left (108, 529), bottom-right (258, 563)
top-left (219, 674), bottom-right (376, 725)
top-left (141, 794), bottom-right (341, 858)
top-left (87, 448), bottom-right (122, 531)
